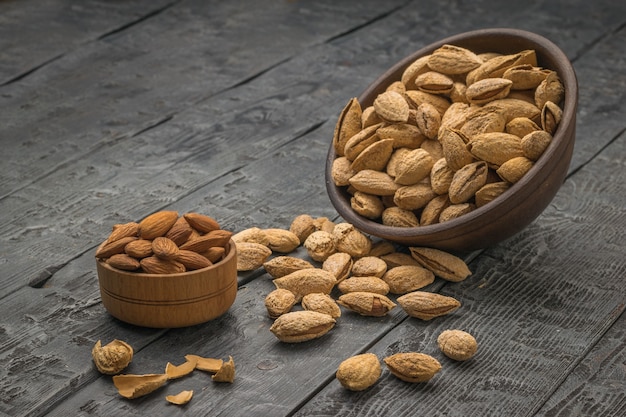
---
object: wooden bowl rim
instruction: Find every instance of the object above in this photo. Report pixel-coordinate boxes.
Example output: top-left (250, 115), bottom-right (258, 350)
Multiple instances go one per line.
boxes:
top-left (325, 28), bottom-right (578, 241)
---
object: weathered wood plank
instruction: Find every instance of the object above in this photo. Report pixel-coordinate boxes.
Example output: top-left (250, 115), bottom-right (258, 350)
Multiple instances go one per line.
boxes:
top-left (42, 270), bottom-right (406, 417)
top-left (0, 0), bottom-right (410, 297)
top-left (0, 130), bottom-right (385, 416)
top-left (0, 0), bottom-right (177, 85)
top-left (0, 0), bottom-right (406, 199)
top-left (2, 0), bottom-right (625, 301)
top-left (565, 22), bottom-right (626, 172)
top-left (293, 132), bottom-right (626, 416)
top-left (0, 1), bottom-right (625, 416)
top-left (37, 130), bottom-right (626, 417)
top-left (535, 305), bottom-right (626, 416)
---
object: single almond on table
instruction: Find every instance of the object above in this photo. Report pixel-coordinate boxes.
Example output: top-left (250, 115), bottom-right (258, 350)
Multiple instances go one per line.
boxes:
top-left (336, 353), bottom-right (381, 391)
top-left (397, 291), bottom-right (461, 320)
top-left (269, 310), bottom-right (336, 343)
top-left (272, 269), bottom-right (336, 302)
top-left (437, 329), bottom-right (478, 361)
top-left (383, 352), bottom-right (441, 383)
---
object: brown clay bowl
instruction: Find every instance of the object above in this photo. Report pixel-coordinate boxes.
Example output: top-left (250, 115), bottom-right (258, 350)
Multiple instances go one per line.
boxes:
top-left (325, 28), bottom-right (578, 252)
top-left (96, 240), bottom-right (237, 328)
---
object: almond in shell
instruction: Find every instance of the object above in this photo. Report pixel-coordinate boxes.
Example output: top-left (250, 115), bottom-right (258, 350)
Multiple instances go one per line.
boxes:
top-left (236, 242), bottom-right (272, 271)
top-left (336, 353), bottom-right (381, 391)
top-left (383, 352), bottom-right (441, 383)
top-left (264, 228), bottom-right (301, 253)
top-left (337, 277), bottom-right (390, 296)
top-left (382, 265), bottom-right (435, 295)
top-left (301, 293), bottom-right (342, 318)
top-left (397, 291), bottom-right (461, 320)
top-left (269, 310), bottom-right (336, 343)
top-left (409, 246), bottom-right (471, 282)
top-left (264, 288), bottom-right (297, 319)
top-left (337, 292), bottom-right (396, 317)
top-left (272, 269), bottom-right (336, 302)
top-left (263, 256), bottom-right (315, 279)
top-left (321, 252), bottom-right (353, 283)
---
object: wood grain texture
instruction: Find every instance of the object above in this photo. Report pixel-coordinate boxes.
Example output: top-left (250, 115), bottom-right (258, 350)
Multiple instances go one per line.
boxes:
top-left (293, 127), bottom-right (626, 417)
top-left (535, 306), bottom-right (626, 417)
top-left (0, 0), bottom-right (406, 199)
top-left (0, 0), bottom-right (177, 85)
top-left (0, 0), bottom-right (625, 416)
top-left (0, 0), bottom-right (406, 298)
top-left (2, 0), bottom-right (624, 298)
top-left (44, 273), bottom-right (408, 417)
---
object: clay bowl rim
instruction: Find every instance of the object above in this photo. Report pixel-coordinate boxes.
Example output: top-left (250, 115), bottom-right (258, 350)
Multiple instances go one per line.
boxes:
top-left (325, 27), bottom-right (578, 245)
top-left (97, 239), bottom-right (237, 281)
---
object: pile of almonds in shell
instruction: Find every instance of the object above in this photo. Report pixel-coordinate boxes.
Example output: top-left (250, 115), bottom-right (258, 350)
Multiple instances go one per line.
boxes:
top-left (95, 211), bottom-right (232, 274)
top-left (331, 44), bottom-right (565, 227)
top-left (234, 213), bottom-right (478, 390)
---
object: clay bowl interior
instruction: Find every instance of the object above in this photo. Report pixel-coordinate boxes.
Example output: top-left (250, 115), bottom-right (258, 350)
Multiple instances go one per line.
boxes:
top-left (96, 240), bottom-right (238, 328)
top-left (325, 28), bottom-right (578, 252)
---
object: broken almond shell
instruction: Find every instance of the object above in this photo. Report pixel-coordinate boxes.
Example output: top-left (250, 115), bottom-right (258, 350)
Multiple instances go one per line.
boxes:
top-left (112, 373), bottom-right (168, 399)
top-left (165, 390), bottom-right (194, 405)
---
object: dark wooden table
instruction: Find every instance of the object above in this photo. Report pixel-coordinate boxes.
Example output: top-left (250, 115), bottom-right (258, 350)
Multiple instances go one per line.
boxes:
top-left (1, 1), bottom-right (625, 416)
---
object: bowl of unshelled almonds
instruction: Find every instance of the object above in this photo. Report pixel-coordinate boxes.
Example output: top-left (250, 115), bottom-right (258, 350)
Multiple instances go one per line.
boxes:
top-left (326, 28), bottom-right (578, 252)
top-left (95, 211), bottom-right (237, 328)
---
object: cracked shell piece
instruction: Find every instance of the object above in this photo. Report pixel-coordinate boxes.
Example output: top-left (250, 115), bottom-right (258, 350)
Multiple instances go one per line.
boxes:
top-left (165, 357), bottom-right (197, 379)
top-left (211, 356), bottom-right (236, 383)
top-left (92, 339), bottom-right (134, 375)
top-left (112, 373), bottom-right (168, 399)
top-left (184, 354), bottom-right (223, 373)
top-left (166, 390), bottom-right (193, 405)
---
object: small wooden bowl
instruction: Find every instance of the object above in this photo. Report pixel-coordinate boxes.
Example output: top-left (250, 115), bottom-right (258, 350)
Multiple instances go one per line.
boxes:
top-left (325, 28), bottom-right (578, 252)
top-left (96, 240), bottom-right (238, 328)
